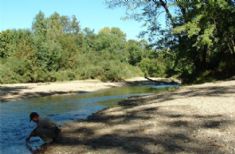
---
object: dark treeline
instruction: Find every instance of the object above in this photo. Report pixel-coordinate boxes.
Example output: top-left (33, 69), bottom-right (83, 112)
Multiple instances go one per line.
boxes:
top-left (106, 0), bottom-right (235, 83)
top-left (0, 12), bottom-right (169, 83)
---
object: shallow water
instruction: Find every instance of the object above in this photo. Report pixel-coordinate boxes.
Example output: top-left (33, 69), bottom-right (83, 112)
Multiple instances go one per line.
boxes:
top-left (0, 84), bottom-right (178, 154)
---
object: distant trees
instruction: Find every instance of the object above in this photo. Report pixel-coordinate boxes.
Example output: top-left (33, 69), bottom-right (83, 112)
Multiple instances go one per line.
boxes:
top-left (106, 0), bottom-right (235, 82)
top-left (1, 12), bottom-right (164, 83)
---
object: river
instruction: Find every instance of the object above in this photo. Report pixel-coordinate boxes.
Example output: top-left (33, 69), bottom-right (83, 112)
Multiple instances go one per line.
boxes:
top-left (0, 84), bottom-right (178, 154)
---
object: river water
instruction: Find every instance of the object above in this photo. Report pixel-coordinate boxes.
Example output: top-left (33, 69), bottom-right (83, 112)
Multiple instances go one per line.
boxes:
top-left (0, 84), bottom-right (178, 154)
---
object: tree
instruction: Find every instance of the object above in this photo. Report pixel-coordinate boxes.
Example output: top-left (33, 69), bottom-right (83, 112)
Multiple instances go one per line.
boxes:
top-left (106, 0), bottom-right (235, 81)
top-left (0, 11), bottom-right (162, 83)
top-left (0, 30), bottom-right (16, 58)
top-left (96, 27), bottom-right (126, 51)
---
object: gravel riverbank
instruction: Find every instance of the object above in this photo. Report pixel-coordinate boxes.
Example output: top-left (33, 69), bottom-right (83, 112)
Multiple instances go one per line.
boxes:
top-left (45, 80), bottom-right (235, 154)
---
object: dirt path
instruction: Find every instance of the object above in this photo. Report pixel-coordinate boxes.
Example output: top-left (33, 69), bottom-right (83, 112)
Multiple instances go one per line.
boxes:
top-left (45, 80), bottom-right (235, 154)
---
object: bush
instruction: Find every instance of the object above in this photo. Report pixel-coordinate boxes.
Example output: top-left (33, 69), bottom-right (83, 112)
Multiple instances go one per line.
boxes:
top-left (53, 70), bottom-right (76, 81)
top-left (139, 58), bottom-right (166, 77)
top-left (0, 64), bottom-right (18, 83)
top-left (0, 58), bottom-right (33, 83)
top-left (99, 61), bottom-right (143, 81)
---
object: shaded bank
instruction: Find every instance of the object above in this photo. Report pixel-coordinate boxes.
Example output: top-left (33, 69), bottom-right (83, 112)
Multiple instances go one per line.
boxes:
top-left (46, 80), bottom-right (235, 154)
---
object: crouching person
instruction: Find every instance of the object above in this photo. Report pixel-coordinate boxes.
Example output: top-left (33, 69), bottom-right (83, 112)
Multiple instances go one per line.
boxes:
top-left (26, 112), bottom-right (61, 145)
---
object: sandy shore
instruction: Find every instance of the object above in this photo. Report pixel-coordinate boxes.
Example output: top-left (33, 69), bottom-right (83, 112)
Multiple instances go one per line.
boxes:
top-left (45, 80), bottom-right (235, 154)
top-left (0, 80), bottom-right (124, 102)
top-left (0, 77), bottom-right (179, 102)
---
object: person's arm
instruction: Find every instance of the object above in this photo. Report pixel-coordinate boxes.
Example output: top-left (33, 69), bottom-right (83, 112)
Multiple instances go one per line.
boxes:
top-left (26, 128), bottom-right (37, 142)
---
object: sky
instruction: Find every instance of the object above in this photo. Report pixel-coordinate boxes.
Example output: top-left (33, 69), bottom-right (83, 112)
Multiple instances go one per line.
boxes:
top-left (0, 0), bottom-right (143, 39)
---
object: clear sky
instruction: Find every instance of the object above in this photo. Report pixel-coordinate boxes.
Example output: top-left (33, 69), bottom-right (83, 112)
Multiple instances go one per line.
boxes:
top-left (0, 0), bottom-right (143, 39)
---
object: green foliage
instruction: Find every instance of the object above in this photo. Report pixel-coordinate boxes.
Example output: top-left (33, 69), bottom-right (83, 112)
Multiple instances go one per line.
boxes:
top-left (106, 0), bottom-right (235, 83)
top-left (30, 68), bottom-right (56, 82)
top-left (0, 12), bottom-right (153, 84)
top-left (0, 63), bottom-right (18, 83)
top-left (1, 2), bottom-right (234, 84)
top-left (53, 70), bottom-right (77, 81)
top-left (99, 61), bottom-right (142, 82)
top-left (126, 40), bottom-right (144, 65)
top-left (139, 58), bottom-right (166, 77)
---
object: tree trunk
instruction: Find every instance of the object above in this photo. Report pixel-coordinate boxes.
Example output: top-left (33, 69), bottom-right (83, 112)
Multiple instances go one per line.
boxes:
top-left (151, 0), bottom-right (176, 27)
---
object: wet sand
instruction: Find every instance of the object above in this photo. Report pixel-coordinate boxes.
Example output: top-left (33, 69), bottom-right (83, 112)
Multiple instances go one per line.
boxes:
top-left (46, 80), bottom-right (235, 154)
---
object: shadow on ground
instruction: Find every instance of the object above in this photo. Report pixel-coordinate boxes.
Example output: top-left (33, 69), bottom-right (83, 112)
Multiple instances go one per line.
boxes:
top-left (47, 83), bottom-right (235, 154)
